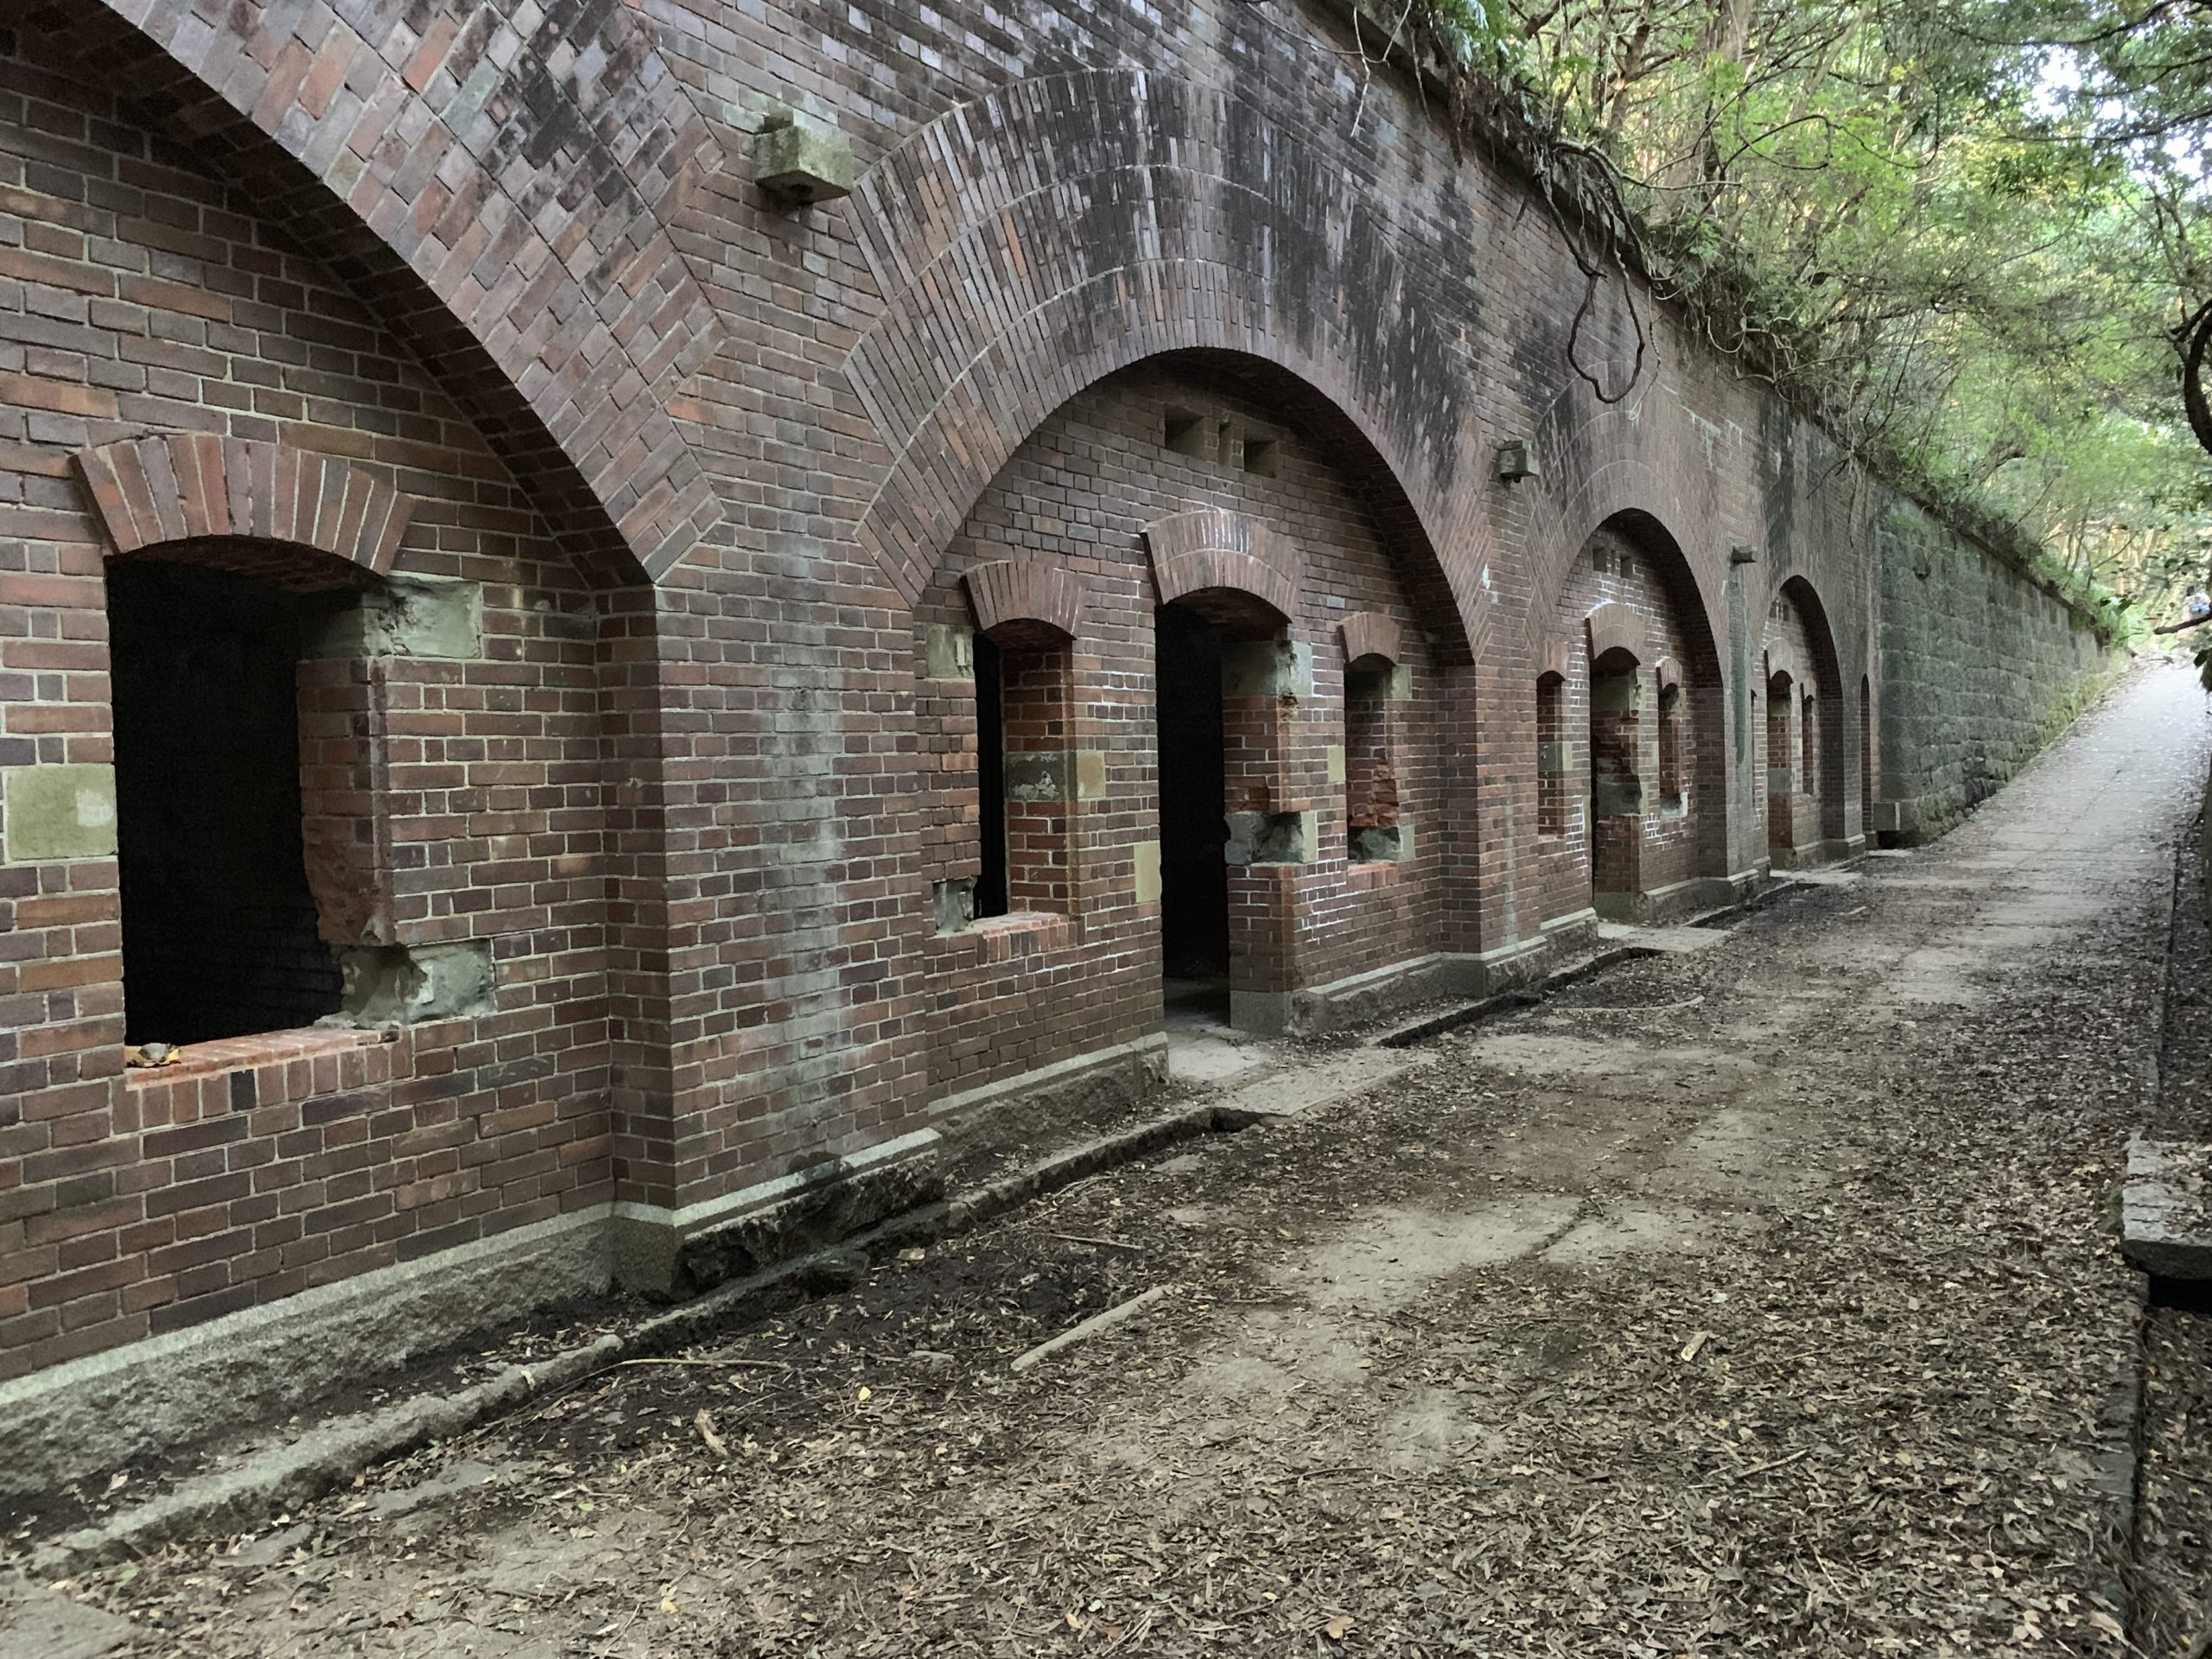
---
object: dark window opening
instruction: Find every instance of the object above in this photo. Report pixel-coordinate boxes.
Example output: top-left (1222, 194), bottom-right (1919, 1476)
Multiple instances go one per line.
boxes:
top-left (1243, 436), bottom-right (1279, 478)
top-left (110, 560), bottom-right (341, 1046)
top-left (1344, 664), bottom-right (1395, 861)
top-left (1156, 606), bottom-right (1230, 986)
top-left (1656, 683), bottom-right (1683, 804)
top-left (1587, 652), bottom-right (1643, 898)
top-left (1859, 676), bottom-right (1874, 823)
top-left (1765, 675), bottom-right (1793, 792)
top-left (973, 631), bottom-right (1007, 919)
top-left (1536, 672), bottom-right (1567, 837)
top-left (1802, 695), bottom-right (1818, 803)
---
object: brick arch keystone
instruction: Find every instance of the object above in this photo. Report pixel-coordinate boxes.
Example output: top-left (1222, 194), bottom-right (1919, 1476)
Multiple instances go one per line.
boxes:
top-left (1338, 612), bottom-right (1403, 668)
top-left (837, 70), bottom-right (1482, 664)
top-left (963, 561), bottom-right (1086, 642)
top-left (1536, 638), bottom-right (1573, 682)
top-left (1144, 510), bottom-right (1300, 624)
top-left (74, 436), bottom-right (411, 582)
top-left (84, 0), bottom-right (723, 583)
top-left (1585, 601), bottom-right (1647, 667)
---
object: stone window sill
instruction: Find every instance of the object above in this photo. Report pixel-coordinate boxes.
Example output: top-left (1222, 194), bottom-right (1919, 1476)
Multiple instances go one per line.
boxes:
top-left (126, 1026), bottom-right (391, 1090)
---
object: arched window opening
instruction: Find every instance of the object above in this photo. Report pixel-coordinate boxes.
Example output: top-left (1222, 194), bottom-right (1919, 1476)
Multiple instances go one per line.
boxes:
top-left (1535, 672), bottom-right (1567, 838)
top-left (109, 560), bottom-right (343, 1046)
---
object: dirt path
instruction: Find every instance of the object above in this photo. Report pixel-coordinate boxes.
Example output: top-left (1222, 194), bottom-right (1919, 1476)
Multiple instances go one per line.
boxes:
top-left (30, 662), bottom-right (2212, 1658)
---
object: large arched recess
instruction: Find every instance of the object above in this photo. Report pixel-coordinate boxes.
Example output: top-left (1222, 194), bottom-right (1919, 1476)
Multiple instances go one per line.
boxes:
top-left (836, 69), bottom-right (1487, 664)
top-left (39, 0), bottom-right (721, 587)
top-left (1770, 572), bottom-right (1850, 843)
top-left (1552, 508), bottom-right (1731, 885)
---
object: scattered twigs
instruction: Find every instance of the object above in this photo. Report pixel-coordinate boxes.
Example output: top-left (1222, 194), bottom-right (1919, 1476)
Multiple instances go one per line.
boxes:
top-left (1050, 1232), bottom-right (1145, 1253)
top-left (1009, 1287), bottom-right (1171, 1373)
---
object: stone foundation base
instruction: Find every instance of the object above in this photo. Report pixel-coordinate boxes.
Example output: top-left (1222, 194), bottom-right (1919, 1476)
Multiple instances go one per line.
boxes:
top-left (0, 1211), bottom-right (613, 1498)
top-left (611, 1128), bottom-right (944, 1298)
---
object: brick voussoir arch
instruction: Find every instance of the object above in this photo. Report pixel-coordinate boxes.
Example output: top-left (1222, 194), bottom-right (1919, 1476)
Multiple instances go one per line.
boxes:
top-left (964, 560), bottom-right (1086, 641)
top-left (1585, 601), bottom-right (1649, 665)
top-left (74, 436), bottom-right (412, 582)
top-left (1145, 510), bottom-right (1300, 623)
top-left (90, 0), bottom-right (722, 585)
top-left (840, 70), bottom-right (1484, 665)
top-left (1339, 612), bottom-right (1403, 667)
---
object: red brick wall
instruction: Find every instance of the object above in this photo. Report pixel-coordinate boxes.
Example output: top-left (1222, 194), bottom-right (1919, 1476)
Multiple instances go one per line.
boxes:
top-left (1762, 586), bottom-right (1834, 850)
top-left (3, 0), bottom-right (2090, 1394)
top-left (912, 365), bottom-right (1445, 1101)
top-left (0, 40), bottom-right (614, 1380)
top-left (1531, 522), bottom-right (1728, 925)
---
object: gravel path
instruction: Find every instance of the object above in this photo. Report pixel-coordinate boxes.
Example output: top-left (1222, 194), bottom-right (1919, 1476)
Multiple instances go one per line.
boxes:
top-left (25, 660), bottom-right (2212, 1659)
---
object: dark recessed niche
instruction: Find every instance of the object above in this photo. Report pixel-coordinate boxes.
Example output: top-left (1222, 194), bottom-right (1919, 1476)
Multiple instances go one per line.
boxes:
top-left (1164, 407), bottom-right (1206, 457)
top-left (1243, 435), bottom-right (1279, 478)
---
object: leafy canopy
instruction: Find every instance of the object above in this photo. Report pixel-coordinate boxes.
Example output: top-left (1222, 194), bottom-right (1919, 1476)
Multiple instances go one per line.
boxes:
top-left (1403, 0), bottom-right (2212, 618)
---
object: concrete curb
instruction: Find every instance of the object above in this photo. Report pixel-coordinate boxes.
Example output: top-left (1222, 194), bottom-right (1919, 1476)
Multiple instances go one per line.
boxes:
top-left (26, 1057), bottom-right (1413, 1573)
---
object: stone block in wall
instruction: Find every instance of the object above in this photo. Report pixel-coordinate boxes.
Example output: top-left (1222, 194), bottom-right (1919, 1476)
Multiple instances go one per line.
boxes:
top-left (751, 114), bottom-right (858, 205)
top-left (0, 764), bottom-right (117, 863)
top-left (1005, 749), bottom-right (1072, 802)
top-left (1133, 842), bottom-right (1162, 904)
top-left (1352, 817), bottom-right (1414, 862)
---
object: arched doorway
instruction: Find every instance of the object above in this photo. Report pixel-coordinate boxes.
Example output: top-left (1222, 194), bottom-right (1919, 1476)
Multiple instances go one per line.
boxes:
top-left (1859, 675), bottom-right (1876, 836)
top-left (1588, 645), bottom-right (1645, 906)
top-left (1541, 512), bottom-right (1727, 924)
top-left (1763, 577), bottom-right (1848, 865)
top-left (1157, 604), bottom-right (1231, 1007)
top-left (1153, 576), bottom-right (1300, 1030)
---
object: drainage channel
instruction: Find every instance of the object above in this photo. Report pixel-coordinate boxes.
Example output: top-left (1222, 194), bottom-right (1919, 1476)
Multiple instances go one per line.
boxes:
top-left (1374, 945), bottom-right (1667, 1049)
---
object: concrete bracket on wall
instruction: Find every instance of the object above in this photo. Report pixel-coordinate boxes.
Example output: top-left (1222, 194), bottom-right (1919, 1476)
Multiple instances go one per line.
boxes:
top-left (751, 113), bottom-right (859, 206)
top-left (1352, 816), bottom-right (1413, 863)
top-left (931, 877), bottom-right (976, 933)
top-left (1226, 808), bottom-right (1312, 866)
top-left (923, 624), bottom-right (974, 682)
top-left (1222, 639), bottom-right (1313, 701)
top-left (313, 575), bottom-right (483, 661)
top-left (336, 941), bottom-right (495, 1026)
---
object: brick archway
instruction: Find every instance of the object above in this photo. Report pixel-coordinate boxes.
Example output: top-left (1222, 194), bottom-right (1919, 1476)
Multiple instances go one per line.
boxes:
top-left (62, 0), bottom-right (720, 585)
top-left (1764, 574), bottom-right (1851, 849)
top-left (838, 71), bottom-right (1483, 666)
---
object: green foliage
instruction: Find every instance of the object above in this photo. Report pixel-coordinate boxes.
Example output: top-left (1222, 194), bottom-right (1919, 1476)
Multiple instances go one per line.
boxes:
top-left (1408, 0), bottom-right (2212, 625)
